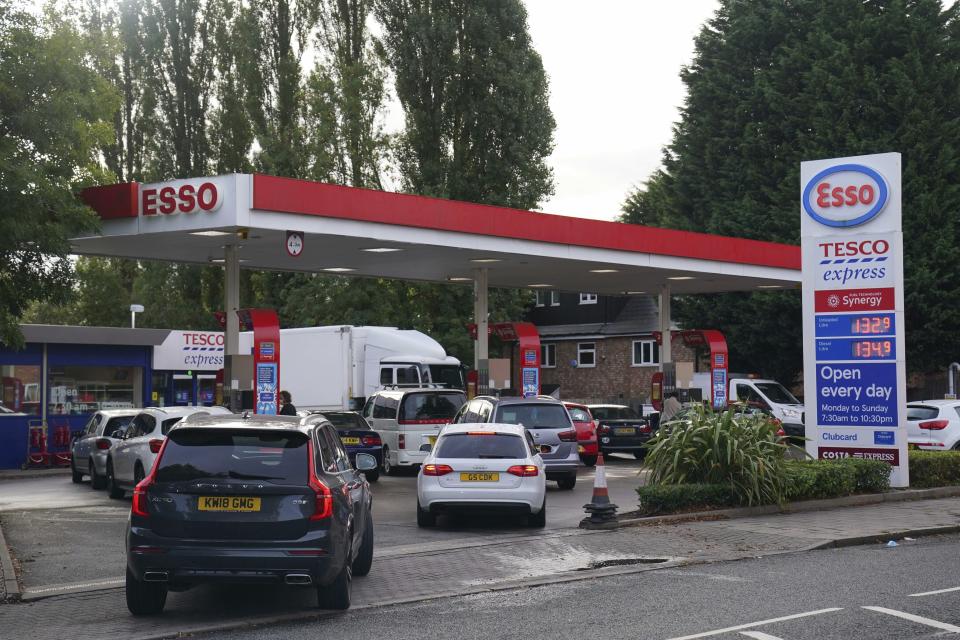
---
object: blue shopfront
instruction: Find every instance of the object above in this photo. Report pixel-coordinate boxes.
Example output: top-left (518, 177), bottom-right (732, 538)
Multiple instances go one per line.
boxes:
top-left (0, 325), bottom-right (166, 469)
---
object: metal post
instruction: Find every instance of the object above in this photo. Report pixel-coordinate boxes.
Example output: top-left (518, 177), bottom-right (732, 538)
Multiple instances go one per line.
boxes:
top-left (130, 310), bottom-right (136, 329)
top-left (659, 283), bottom-right (672, 364)
top-left (474, 268), bottom-right (489, 395)
top-left (41, 342), bottom-right (47, 426)
top-left (225, 244), bottom-right (241, 411)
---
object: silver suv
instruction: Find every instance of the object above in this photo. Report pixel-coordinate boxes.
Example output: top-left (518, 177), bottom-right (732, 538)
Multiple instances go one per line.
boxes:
top-left (451, 396), bottom-right (579, 489)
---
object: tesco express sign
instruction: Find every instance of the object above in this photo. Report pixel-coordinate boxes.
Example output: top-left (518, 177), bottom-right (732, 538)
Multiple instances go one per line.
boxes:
top-left (141, 181), bottom-right (222, 216)
top-left (802, 164), bottom-right (888, 228)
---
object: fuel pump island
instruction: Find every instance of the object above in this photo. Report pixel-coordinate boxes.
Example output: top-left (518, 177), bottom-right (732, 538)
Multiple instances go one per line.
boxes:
top-left (800, 152), bottom-right (909, 487)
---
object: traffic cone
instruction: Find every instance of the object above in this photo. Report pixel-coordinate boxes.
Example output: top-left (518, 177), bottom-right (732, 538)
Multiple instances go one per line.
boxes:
top-left (580, 452), bottom-right (619, 529)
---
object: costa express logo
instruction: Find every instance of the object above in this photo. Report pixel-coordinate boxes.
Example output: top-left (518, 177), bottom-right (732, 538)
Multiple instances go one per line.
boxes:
top-left (142, 181), bottom-right (221, 216)
top-left (803, 164), bottom-right (888, 227)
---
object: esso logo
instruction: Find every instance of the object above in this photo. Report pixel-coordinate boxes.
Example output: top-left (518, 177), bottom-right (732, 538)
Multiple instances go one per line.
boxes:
top-left (183, 332), bottom-right (224, 347)
top-left (141, 182), bottom-right (221, 217)
top-left (803, 164), bottom-right (888, 228)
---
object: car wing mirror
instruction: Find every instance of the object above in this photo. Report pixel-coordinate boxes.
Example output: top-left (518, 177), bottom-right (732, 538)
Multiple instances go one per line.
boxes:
top-left (355, 452), bottom-right (378, 471)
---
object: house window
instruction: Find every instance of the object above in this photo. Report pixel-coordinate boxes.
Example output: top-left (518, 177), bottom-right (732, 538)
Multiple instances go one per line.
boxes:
top-left (577, 342), bottom-right (596, 368)
top-left (579, 293), bottom-right (598, 305)
top-left (549, 290), bottom-right (560, 306)
top-left (541, 344), bottom-right (556, 368)
top-left (534, 290), bottom-right (545, 307)
top-left (632, 340), bottom-right (660, 366)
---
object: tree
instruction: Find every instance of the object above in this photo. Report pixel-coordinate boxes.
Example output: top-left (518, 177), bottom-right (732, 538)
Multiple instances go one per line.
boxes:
top-left (374, 0), bottom-right (555, 209)
top-left (0, 3), bottom-right (118, 347)
top-left (622, 0), bottom-right (960, 379)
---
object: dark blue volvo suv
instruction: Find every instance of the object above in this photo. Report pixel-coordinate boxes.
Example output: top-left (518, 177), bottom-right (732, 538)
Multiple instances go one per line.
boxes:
top-left (125, 413), bottom-right (376, 615)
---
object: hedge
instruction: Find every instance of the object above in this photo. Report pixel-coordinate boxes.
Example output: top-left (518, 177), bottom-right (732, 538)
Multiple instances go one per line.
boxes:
top-left (909, 451), bottom-right (960, 488)
top-left (636, 458), bottom-right (891, 516)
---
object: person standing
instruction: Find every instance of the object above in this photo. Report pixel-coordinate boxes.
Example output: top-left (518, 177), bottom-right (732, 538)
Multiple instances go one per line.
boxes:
top-left (278, 390), bottom-right (297, 415)
top-left (660, 392), bottom-right (682, 423)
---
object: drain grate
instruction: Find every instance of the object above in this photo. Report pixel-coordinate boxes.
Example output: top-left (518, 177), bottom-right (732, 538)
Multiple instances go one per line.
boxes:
top-left (576, 557), bottom-right (669, 571)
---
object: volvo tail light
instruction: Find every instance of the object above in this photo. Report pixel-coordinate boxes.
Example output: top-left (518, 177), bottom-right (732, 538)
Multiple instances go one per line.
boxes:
top-left (132, 440), bottom-right (167, 518)
top-left (307, 444), bottom-right (332, 520)
top-left (921, 420), bottom-right (950, 431)
top-left (507, 465), bottom-right (539, 477)
top-left (422, 464), bottom-right (453, 476)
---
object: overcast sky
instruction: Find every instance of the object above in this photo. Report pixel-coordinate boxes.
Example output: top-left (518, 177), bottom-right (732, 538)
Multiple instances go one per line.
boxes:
top-left (523, 0), bottom-right (720, 221)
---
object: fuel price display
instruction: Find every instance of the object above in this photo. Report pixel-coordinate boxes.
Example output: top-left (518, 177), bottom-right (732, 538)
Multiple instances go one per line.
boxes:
top-left (815, 312), bottom-right (895, 338)
top-left (851, 339), bottom-right (894, 359)
top-left (851, 315), bottom-right (892, 335)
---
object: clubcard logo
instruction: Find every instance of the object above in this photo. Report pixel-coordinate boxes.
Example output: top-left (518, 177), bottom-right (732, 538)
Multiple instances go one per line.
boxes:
top-left (803, 164), bottom-right (889, 227)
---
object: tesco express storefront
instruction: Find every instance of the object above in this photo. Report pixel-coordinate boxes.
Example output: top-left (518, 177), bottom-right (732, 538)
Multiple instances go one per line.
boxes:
top-left (0, 325), bottom-right (225, 469)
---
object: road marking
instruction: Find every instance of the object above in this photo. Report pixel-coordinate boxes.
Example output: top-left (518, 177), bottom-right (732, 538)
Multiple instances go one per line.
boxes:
top-left (863, 606), bottom-right (960, 632)
top-left (740, 633), bottom-right (787, 640)
top-left (24, 577), bottom-right (124, 595)
top-left (909, 586), bottom-right (960, 597)
top-left (663, 608), bottom-right (843, 640)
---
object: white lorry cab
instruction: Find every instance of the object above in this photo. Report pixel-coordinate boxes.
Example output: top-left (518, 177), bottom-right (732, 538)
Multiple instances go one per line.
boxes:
top-left (241, 325), bottom-right (464, 411)
top-left (728, 378), bottom-right (805, 438)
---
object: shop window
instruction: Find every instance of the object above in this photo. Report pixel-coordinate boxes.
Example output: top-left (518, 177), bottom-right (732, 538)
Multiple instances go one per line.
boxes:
top-left (579, 293), bottom-right (598, 305)
top-left (1, 364), bottom-right (42, 414)
top-left (534, 290), bottom-right (545, 307)
top-left (541, 344), bottom-right (556, 368)
top-left (48, 365), bottom-right (140, 415)
top-left (549, 291), bottom-right (560, 306)
top-left (632, 340), bottom-right (660, 366)
top-left (577, 343), bottom-right (596, 368)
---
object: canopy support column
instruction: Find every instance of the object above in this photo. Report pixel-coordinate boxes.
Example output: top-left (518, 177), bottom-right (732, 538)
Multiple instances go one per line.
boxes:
top-left (474, 268), bottom-right (489, 395)
top-left (225, 244), bottom-right (240, 411)
top-left (659, 283), bottom-right (672, 365)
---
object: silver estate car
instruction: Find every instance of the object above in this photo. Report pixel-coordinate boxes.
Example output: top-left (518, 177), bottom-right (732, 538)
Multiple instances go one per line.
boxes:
top-left (71, 409), bottom-right (139, 489)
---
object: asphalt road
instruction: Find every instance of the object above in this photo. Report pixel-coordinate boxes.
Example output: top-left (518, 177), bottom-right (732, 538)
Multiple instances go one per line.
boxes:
top-left (0, 453), bottom-right (647, 593)
top-left (195, 534), bottom-right (960, 640)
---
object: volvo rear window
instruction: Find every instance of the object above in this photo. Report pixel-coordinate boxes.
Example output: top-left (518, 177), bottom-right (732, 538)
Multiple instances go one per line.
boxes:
top-left (399, 392), bottom-right (465, 422)
top-left (496, 403), bottom-right (572, 429)
top-left (156, 429), bottom-right (308, 483)
top-left (435, 433), bottom-right (527, 459)
top-left (907, 405), bottom-right (940, 421)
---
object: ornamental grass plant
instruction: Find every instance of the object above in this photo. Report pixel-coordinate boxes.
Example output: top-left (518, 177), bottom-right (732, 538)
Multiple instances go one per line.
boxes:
top-left (644, 405), bottom-right (795, 506)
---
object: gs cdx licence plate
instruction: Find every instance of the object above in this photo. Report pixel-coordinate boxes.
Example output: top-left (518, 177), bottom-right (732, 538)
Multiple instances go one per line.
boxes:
top-left (341, 437), bottom-right (361, 445)
top-left (198, 496), bottom-right (261, 512)
top-left (460, 472), bottom-right (499, 482)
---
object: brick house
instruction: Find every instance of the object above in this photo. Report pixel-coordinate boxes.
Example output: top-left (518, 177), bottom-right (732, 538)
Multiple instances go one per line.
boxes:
top-left (516, 291), bottom-right (697, 407)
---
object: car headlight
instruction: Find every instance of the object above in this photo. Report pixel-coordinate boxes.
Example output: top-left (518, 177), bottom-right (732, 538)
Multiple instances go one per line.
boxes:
top-left (782, 408), bottom-right (801, 420)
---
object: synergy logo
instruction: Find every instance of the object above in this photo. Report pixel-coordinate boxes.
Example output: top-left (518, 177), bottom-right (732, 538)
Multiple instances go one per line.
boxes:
top-left (803, 164), bottom-right (888, 228)
top-left (815, 287), bottom-right (894, 312)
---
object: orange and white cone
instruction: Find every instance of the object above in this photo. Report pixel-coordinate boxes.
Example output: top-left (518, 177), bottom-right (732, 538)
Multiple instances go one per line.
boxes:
top-left (581, 453), bottom-right (618, 528)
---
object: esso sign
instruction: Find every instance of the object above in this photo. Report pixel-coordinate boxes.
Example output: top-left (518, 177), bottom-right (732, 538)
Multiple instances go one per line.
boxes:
top-left (141, 181), bottom-right (221, 216)
top-left (818, 239), bottom-right (890, 259)
top-left (802, 164), bottom-right (888, 228)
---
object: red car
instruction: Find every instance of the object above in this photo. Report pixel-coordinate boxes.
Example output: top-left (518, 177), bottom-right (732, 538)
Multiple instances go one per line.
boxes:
top-left (563, 402), bottom-right (598, 466)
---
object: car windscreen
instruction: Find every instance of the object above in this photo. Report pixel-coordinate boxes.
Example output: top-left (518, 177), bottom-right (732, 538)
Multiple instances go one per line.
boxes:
top-left (429, 365), bottom-right (464, 389)
top-left (495, 403), bottom-right (572, 429)
top-left (103, 416), bottom-right (134, 437)
top-left (435, 433), bottom-right (527, 459)
top-left (156, 429), bottom-right (309, 484)
top-left (324, 413), bottom-right (366, 430)
top-left (399, 393), bottom-right (465, 422)
top-left (907, 405), bottom-right (939, 421)
top-left (754, 383), bottom-right (799, 405)
top-left (567, 407), bottom-right (591, 422)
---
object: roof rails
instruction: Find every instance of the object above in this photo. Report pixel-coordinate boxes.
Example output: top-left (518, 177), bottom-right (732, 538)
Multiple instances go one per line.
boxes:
top-left (378, 383), bottom-right (453, 391)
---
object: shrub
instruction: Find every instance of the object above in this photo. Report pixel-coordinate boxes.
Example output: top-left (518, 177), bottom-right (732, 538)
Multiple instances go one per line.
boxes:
top-left (635, 483), bottom-right (736, 516)
top-left (782, 459), bottom-right (889, 501)
top-left (909, 451), bottom-right (960, 488)
top-left (644, 405), bottom-right (793, 506)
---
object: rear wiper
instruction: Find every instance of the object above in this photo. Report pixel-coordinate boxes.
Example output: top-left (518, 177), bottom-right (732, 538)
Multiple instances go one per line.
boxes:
top-left (228, 471), bottom-right (282, 480)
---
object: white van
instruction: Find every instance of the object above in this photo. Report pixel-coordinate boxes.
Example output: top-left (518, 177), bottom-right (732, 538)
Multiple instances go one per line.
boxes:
top-left (362, 388), bottom-right (466, 475)
top-left (728, 378), bottom-right (805, 438)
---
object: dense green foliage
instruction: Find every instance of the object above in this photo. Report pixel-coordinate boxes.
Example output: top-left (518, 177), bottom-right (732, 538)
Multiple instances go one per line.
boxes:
top-left (17, 0), bottom-right (552, 356)
top-left (908, 451), bottom-right (960, 488)
top-left (636, 458), bottom-right (891, 516)
top-left (0, 2), bottom-right (118, 347)
top-left (622, 0), bottom-right (960, 380)
top-left (644, 406), bottom-right (792, 506)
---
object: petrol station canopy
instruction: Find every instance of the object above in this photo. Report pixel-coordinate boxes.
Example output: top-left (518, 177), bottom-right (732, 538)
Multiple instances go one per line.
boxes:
top-left (76, 173), bottom-right (801, 295)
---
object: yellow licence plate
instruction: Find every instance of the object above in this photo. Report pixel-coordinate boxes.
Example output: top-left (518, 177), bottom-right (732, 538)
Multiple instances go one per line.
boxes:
top-left (198, 496), bottom-right (261, 512)
top-left (341, 437), bottom-right (361, 445)
top-left (614, 428), bottom-right (634, 435)
top-left (460, 472), bottom-right (499, 482)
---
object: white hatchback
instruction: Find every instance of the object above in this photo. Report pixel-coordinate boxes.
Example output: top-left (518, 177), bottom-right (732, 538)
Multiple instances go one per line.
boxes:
top-left (907, 400), bottom-right (960, 450)
top-left (416, 423), bottom-right (546, 528)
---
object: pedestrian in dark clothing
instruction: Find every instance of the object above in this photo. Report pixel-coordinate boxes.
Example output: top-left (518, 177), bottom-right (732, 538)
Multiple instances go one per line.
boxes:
top-left (279, 390), bottom-right (297, 415)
